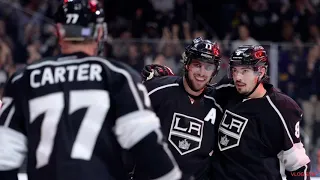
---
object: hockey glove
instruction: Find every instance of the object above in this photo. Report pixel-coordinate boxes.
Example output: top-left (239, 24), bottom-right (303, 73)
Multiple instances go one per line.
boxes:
top-left (141, 64), bottom-right (174, 81)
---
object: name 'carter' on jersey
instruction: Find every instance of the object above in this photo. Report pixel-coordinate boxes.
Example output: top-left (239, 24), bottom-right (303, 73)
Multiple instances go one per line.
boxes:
top-left (30, 62), bottom-right (103, 88)
top-left (143, 76), bottom-right (223, 179)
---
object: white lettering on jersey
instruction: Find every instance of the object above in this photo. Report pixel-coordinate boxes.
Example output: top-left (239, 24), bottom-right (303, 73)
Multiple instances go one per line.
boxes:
top-left (218, 110), bottom-right (248, 151)
top-left (221, 118), bottom-right (244, 133)
top-left (30, 63), bottom-right (102, 88)
top-left (204, 108), bottom-right (216, 125)
top-left (169, 113), bottom-right (204, 155)
top-left (173, 117), bottom-right (202, 136)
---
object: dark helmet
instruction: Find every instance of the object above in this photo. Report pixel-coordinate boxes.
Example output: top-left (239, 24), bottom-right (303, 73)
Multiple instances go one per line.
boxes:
top-left (183, 37), bottom-right (221, 68)
top-left (54, 0), bottom-right (107, 41)
top-left (182, 37), bottom-right (221, 90)
top-left (229, 45), bottom-right (268, 69)
top-left (229, 45), bottom-right (269, 97)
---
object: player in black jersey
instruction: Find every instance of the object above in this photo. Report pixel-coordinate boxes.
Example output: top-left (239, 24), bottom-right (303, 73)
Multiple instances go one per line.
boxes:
top-left (0, 0), bottom-right (181, 180)
top-left (212, 45), bottom-right (311, 180)
top-left (136, 37), bottom-right (223, 180)
top-left (141, 45), bottom-right (311, 180)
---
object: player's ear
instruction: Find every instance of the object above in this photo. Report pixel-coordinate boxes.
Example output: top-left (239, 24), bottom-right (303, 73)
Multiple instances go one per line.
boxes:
top-left (185, 64), bottom-right (190, 71)
top-left (56, 23), bottom-right (65, 45)
top-left (258, 67), bottom-right (266, 80)
top-left (96, 26), bottom-right (104, 42)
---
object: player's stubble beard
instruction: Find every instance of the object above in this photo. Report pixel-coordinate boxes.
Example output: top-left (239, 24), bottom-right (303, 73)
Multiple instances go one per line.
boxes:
top-left (186, 72), bottom-right (208, 92)
top-left (235, 76), bottom-right (259, 96)
top-left (235, 80), bottom-right (247, 94)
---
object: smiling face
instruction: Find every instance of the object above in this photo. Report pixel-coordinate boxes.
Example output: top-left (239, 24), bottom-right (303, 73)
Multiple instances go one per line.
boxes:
top-left (231, 66), bottom-right (260, 95)
top-left (186, 59), bottom-right (217, 91)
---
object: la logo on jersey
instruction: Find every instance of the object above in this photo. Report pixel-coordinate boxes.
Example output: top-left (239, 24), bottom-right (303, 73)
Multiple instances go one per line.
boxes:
top-left (169, 113), bottom-right (204, 155)
top-left (218, 110), bottom-right (248, 151)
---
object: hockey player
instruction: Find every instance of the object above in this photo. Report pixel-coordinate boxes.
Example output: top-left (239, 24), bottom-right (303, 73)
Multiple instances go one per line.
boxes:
top-left (136, 37), bottom-right (223, 180)
top-left (0, 0), bottom-right (181, 180)
top-left (142, 45), bottom-right (311, 180)
top-left (212, 45), bottom-right (311, 180)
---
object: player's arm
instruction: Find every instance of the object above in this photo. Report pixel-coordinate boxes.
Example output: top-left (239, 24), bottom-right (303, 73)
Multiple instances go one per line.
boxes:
top-left (0, 72), bottom-right (28, 180)
top-left (142, 78), bottom-right (175, 113)
top-left (142, 80), bottom-right (161, 111)
top-left (141, 64), bottom-right (177, 111)
top-left (276, 104), bottom-right (311, 180)
top-left (112, 70), bottom-right (181, 180)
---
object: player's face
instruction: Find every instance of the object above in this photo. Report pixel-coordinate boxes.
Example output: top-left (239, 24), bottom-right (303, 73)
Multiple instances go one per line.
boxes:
top-left (187, 59), bottom-right (216, 91)
top-left (231, 66), bottom-right (259, 94)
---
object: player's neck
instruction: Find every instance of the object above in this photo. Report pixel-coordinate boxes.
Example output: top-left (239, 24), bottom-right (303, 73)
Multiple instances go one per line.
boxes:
top-left (248, 83), bottom-right (266, 99)
top-left (60, 41), bottom-right (97, 56)
top-left (183, 77), bottom-right (204, 96)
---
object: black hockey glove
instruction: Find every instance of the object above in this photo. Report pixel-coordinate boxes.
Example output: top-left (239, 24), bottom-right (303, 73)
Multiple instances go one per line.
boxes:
top-left (141, 64), bottom-right (174, 81)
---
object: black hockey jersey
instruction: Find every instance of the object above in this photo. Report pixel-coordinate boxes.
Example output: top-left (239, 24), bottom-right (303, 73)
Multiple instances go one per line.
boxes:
top-left (0, 52), bottom-right (181, 180)
top-left (134, 76), bottom-right (223, 180)
top-left (212, 81), bottom-right (311, 180)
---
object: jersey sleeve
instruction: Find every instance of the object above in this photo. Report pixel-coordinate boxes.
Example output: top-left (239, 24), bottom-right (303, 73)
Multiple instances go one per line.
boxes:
top-left (274, 99), bottom-right (311, 179)
top-left (111, 69), bottom-right (181, 180)
top-left (0, 72), bottom-right (28, 177)
top-left (111, 68), bottom-right (157, 149)
top-left (143, 76), bottom-right (180, 112)
top-left (143, 78), bottom-right (164, 111)
top-left (113, 71), bottom-right (152, 117)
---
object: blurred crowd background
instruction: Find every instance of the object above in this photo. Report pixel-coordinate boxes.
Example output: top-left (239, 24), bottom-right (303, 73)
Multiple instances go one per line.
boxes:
top-left (0, 0), bottom-right (320, 176)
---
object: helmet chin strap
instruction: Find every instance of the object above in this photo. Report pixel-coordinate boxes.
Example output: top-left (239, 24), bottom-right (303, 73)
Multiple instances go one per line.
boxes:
top-left (243, 74), bottom-right (265, 98)
top-left (243, 79), bottom-right (260, 97)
